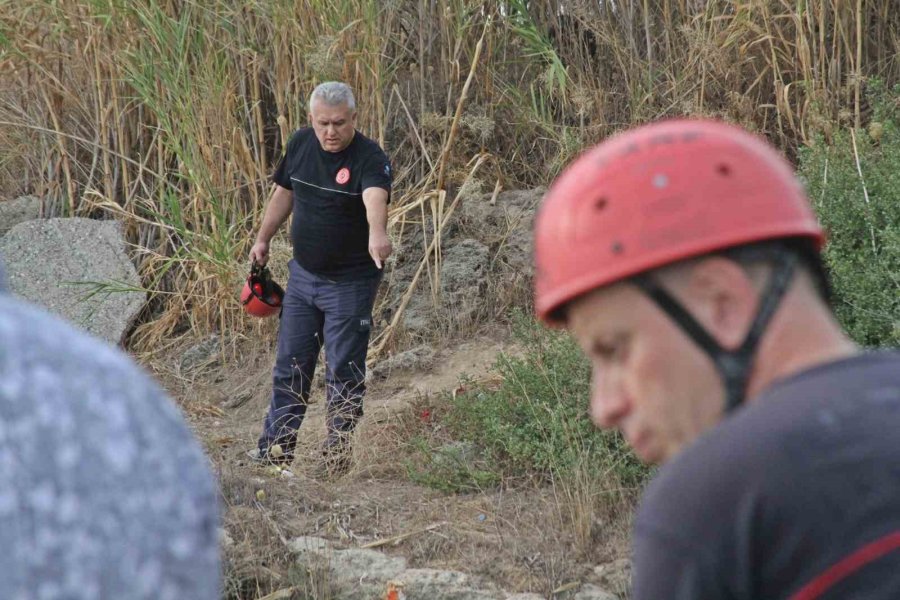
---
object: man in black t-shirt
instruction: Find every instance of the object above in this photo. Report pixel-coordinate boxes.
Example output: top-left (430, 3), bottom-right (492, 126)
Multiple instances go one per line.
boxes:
top-left (533, 119), bottom-right (900, 598)
top-left (248, 81), bottom-right (392, 476)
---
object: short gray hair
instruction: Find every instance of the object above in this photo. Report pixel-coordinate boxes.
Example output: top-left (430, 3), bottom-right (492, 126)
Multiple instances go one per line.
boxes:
top-left (309, 82), bottom-right (356, 113)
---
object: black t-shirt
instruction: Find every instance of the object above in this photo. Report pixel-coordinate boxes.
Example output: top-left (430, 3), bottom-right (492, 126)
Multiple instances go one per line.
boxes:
top-left (272, 128), bottom-right (391, 280)
top-left (633, 351), bottom-right (900, 599)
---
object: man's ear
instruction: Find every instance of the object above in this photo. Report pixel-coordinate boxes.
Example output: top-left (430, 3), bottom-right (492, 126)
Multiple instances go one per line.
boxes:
top-left (683, 257), bottom-right (759, 351)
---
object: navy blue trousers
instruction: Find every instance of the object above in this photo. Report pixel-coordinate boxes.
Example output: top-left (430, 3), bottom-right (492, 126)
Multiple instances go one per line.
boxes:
top-left (257, 260), bottom-right (381, 457)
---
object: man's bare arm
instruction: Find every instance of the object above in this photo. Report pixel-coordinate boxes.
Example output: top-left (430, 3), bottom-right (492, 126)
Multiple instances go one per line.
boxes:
top-left (249, 185), bottom-right (293, 266)
top-left (362, 186), bottom-right (391, 269)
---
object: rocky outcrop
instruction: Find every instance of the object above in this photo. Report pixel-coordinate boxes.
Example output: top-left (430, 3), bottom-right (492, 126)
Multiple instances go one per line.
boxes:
top-left (384, 188), bottom-right (544, 337)
top-left (0, 218), bottom-right (145, 346)
top-left (369, 345), bottom-right (436, 380)
top-left (289, 536), bottom-right (618, 600)
top-left (456, 188), bottom-right (543, 277)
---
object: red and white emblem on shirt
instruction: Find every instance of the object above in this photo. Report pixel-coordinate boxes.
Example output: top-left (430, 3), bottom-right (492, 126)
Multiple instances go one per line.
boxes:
top-left (335, 167), bottom-right (350, 184)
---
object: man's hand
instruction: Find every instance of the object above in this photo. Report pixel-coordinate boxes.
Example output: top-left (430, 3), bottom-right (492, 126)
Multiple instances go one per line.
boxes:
top-left (369, 230), bottom-right (393, 269)
top-left (249, 240), bottom-right (270, 266)
top-left (362, 186), bottom-right (391, 269)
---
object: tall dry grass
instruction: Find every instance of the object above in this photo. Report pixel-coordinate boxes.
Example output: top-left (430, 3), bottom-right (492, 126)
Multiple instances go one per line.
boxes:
top-left (1, 0), bottom-right (897, 346)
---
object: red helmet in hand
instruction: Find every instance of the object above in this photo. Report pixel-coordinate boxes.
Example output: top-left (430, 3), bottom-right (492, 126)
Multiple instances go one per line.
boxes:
top-left (241, 262), bottom-right (284, 318)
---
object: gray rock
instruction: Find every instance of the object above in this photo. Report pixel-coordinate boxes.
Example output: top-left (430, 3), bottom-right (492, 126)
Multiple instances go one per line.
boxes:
top-left (0, 195), bottom-right (42, 236)
top-left (383, 252), bottom-right (434, 335)
top-left (0, 218), bottom-right (146, 344)
top-left (180, 334), bottom-right (221, 373)
top-left (497, 227), bottom-right (535, 275)
top-left (592, 558), bottom-right (630, 597)
top-left (294, 543), bottom-right (509, 600)
top-left (295, 547), bottom-right (407, 600)
top-left (457, 189), bottom-right (542, 276)
top-left (457, 189), bottom-right (543, 238)
top-left (401, 294), bottom-right (435, 335)
top-left (329, 548), bottom-right (408, 583)
top-left (0, 218), bottom-right (145, 346)
top-left (441, 238), bottom-right (489, 300)
top-left (402, 569), bottom-right (499, 600)
top-left (287, 536), bottom-right (332, 555)
top-left (370, 345), bottom-right (436, 380)
top-left (403, 567), bottom-right (471, 587)
top-left (438, 238), bottom-right (490, 327)
top-left (384, 189), bottom-right (543, 335)
top-left (572, 584), bottom-right (618, 600)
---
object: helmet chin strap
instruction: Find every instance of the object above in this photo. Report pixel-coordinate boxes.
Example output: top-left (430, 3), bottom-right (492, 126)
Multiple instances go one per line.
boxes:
top-left (632, 252), bottom-right (797, 412)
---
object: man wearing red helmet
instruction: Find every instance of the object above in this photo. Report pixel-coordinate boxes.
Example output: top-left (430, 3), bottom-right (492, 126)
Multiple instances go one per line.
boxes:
top-left (533, 120), bottom-right (900, 598)
top-left (248, 81), bottom-right (392, 476)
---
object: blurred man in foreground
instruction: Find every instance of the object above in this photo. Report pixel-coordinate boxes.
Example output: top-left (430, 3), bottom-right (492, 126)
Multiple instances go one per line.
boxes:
top-left (0, 266), bottom-right (220, 599)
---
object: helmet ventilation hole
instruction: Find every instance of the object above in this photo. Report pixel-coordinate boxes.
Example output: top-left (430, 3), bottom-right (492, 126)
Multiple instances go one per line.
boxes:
top-left (594, 197), bottom-right (608, 211)
top-left (717, 163), bottom-right (732, 176)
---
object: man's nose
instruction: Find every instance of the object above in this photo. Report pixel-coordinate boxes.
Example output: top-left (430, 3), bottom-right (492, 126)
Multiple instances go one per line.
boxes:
top-left (590, 367), bottom-right (628, 429)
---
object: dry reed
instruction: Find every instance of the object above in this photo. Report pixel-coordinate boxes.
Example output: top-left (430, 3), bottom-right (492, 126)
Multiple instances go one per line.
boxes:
top-left (1, 0), bottom-right (897, 344)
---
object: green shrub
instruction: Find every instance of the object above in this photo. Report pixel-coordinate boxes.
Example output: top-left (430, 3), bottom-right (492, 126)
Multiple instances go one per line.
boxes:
top-left (439, 312), bottom-right (648, 490)
top-left (798, 82), bottom-right (900, 347)
top-left (405, 438), bottom-right (501, 494)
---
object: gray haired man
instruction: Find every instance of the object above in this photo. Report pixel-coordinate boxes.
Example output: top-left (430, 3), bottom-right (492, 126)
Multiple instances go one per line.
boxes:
top-left (249, 82), bottom-right (393, 476)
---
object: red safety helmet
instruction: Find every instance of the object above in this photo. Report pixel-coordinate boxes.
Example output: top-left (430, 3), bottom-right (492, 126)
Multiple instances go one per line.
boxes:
top-left (241, 262), bottom-right (284, 318)
top-left (534, 119), bottom-right (825, 325)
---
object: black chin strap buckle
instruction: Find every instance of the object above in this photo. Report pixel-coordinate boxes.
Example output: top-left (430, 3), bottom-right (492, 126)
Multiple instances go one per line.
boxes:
top-left (634, 252), bottom-right (797, 413)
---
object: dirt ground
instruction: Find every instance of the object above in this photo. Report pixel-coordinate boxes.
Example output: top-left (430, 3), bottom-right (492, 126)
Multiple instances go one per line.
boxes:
top-left (146, 322), bottom-right (633, 599)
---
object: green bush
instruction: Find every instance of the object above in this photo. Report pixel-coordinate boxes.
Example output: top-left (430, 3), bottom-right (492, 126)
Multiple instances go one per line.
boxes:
top-left (798, 82), bottom-right (900, 347)
top-left (440, 312), bottom-right (648, 490)
top-left (405, 438), bottom-right (500, 494)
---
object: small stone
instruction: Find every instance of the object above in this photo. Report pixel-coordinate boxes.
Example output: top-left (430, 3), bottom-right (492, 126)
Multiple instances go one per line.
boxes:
top-left (179, 334), bottom-right (220, 373)
top-left (218, 527), bottom-right (234, 549)
top-left (593, 558), bottom-right (631, 594)
top-left (328, 548), bottom-right (407, 583)
top-left (572, 583), bottom-right (618, 600)
top-left (255, 489), bottom-right (266, 502)
top-left (287, 536), bottom-right (330, 555)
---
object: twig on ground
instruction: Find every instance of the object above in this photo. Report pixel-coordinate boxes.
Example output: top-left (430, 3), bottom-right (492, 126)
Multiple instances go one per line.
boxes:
top-left (360, 521), bottom-right (448, 549)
